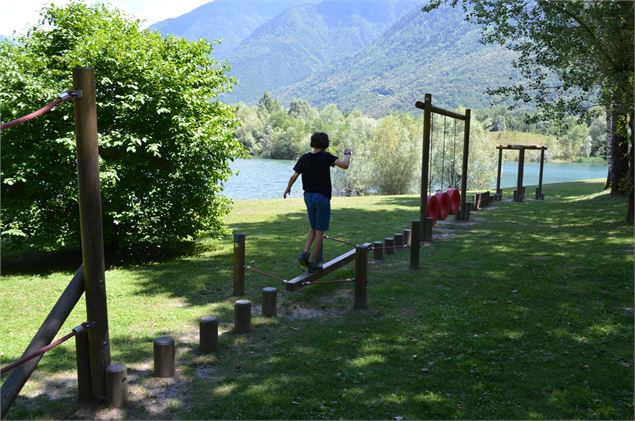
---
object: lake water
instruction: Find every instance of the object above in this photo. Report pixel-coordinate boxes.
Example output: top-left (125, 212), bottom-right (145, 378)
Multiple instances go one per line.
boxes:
top-left (223, 158), bottom-right (608, 200)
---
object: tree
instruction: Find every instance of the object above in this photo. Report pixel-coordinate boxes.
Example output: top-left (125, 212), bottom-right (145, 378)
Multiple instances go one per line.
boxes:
top-left (0, 2), bottom-right (246, 251)
top-left (423, 0), bottom-right (634, 223)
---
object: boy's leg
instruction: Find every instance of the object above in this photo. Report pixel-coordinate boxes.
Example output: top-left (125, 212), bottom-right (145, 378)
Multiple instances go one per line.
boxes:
top-left (304, 228), bottom-right (316, 253)
top-left (310, 230), bottom-right (324, 263)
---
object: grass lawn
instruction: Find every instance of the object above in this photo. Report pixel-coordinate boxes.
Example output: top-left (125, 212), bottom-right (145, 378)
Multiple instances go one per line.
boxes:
top-left (1, 179), bottom-right (633, 419)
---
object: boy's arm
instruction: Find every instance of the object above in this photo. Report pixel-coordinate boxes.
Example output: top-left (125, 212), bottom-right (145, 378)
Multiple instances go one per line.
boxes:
top-left (283, 171), bottom-right (300, 199)
top-left (334, 149), bottom-right (352, 169)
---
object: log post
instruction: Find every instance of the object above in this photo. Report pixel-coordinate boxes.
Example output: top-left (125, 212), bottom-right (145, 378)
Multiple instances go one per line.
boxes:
top-left (74, 65), bottom-right (110, 399)
top-left (354, 245), bottom-right (369, 310)
top-left (233, 233), bottom-right (246, 296)
top-left (410, 220), bottom-right (420, 271)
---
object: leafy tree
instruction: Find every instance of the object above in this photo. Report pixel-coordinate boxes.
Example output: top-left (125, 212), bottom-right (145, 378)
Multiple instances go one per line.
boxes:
top-left (0, 2), bottom-right (245, 251)
top-left (423, 0), bottom-right (634, 223)
top-left (333, 113), bottom-right (377, 195)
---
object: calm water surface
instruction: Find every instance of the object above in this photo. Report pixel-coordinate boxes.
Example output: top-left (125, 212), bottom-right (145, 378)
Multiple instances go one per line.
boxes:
top-left (224, 158), bottom-right (607, 200)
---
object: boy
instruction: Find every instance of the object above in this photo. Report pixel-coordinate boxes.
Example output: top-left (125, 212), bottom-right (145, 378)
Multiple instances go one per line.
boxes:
top-left (283, 132), bottom-right (352, 272)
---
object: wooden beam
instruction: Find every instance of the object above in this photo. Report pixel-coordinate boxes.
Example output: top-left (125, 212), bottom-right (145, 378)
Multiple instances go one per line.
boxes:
top-left (285, 247), bottom-right (360, 291)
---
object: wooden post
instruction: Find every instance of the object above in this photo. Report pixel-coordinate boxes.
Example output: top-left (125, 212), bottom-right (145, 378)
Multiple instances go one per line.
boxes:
top-left (515, 148), bottom-right (525, 202)
top-left (234, 300), bottom-right (252, 333)
top-left (153, 336), bottom-right (175, 377)
top-left (537, 147), bottom-right (545, 199)
top-left (372, 241), bottom-right (383, 260)
top-left (1, 267), bottom-right (85, 417)
top-left (73, 67), bottom-right (110, 398)
top-left (354, 245), bottom-right (368, 310)
top-left (393, 233), bottom-right (404, 249)
top-left (105, 364), bottom-right (127, 408)
top-left (261, 287), bottom-right (277, 317)
top-left (410, 221), bottom-right (420, 271)
top-left (419, 94), bottom-right (432, 236)
top-left (233, 233), bottom-right (246, 296)
top-left (75, 329), bottom-right (92, 401)
top-left (403, 229), bottom-right (411, 246)
top-left (496, 146), bottom-right (503, 195)
top-left (199, 316), bottom-right (219, 353)
top-left (384, 237), bottom-right (394, 255)
top-left (459, 109), bottom-right (471, 220)
top-left (425, 217), bottom-right (433, 241)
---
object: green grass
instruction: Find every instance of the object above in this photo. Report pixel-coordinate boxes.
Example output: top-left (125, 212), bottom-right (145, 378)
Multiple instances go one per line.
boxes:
top-left (1, 180), bottom-right (633, 419)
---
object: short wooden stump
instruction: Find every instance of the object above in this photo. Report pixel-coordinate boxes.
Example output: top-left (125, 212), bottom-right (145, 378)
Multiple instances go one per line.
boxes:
top-left (105, 363), bottom-right (128, 408)
top-left (262, 287), bottom-right (277, 317)
top-left (234, 299), bottom-right (251, 333)
top-left (199, 316), bottom-right (219, 353)
top-left (153, 336), bottom-right (175, 378)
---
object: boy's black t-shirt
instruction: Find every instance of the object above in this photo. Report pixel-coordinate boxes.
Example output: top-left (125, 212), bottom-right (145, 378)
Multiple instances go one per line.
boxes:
top-left (293, 151), bottom-right (338, 199)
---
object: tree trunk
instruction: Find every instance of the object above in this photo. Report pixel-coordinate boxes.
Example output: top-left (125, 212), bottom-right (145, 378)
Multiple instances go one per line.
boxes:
top-left (604, 111), bottom-right (612, 190)
top-left (609, 111), bottom-right (630, 197)
top-left (626, 111), bottom-right (634, 225)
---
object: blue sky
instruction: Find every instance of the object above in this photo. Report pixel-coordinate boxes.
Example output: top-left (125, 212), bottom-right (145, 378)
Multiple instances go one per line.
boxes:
top-left (0, 0), bottom-right (213, 36)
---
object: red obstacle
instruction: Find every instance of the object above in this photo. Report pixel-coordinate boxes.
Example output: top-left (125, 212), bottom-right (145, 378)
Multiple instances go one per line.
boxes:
top-left (426, 194), bottom-right (439, 225)
top-left (446, 187), bottom-right (461, 215)
top-left (435, 191), bottom-right (450, 220)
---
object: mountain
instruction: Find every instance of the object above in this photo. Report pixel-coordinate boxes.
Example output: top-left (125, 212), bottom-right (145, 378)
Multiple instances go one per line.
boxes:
top-left (226, 0), bottom-right (422, 103)
top-left (276, 4), bottom-right (519, 115)
top-left (148, 0), bottom-right (320, 60)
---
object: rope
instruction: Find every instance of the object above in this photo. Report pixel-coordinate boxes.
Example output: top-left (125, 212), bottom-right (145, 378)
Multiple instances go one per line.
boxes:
top-left (452, 119), bottom-right (457, 187)
top-left (374, 244), bottom-right (410, 250)
top-left (323, 235), bottom-right (358, 247)
top-left (0, 322), bottom-right (94, 375)
top-left (0, 90), bottom-right (79, 130)
top-left (441, 115), bottom-right (447, 189)
top-left (244, 265), bottom-right (286, 282)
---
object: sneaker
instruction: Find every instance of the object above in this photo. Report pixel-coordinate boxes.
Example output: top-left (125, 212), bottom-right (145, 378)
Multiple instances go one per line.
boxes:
top-left (307, 261), bottom-right (323, 273)
top-left (297, 251), bottom-right (310, 267)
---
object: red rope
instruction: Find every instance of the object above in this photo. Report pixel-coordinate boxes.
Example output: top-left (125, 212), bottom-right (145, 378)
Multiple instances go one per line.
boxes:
top-left (1, 91), bottom-right (77, 131)
top-left (0, 322), bottom-right (93, 375)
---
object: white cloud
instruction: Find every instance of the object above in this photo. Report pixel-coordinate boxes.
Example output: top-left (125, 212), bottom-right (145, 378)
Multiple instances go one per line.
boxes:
top-left (0, 0), bottom-right (212, 36)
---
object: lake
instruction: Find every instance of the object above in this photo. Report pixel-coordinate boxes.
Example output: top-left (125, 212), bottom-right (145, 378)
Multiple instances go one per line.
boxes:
top-left (223, 158), bottom-right (608, 200)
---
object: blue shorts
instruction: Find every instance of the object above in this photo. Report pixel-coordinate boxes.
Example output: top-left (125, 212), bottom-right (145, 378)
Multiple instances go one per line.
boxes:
top-left (304, 192), bottom-right (331, 232)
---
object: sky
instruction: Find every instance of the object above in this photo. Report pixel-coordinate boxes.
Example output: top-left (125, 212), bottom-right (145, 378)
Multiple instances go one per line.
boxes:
top-left (0, 0), bottom-right (213, 36)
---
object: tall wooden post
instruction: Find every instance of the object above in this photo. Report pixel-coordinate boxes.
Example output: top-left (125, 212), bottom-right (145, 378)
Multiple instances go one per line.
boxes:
top-left (496, 146), bottom-right (503, 194)
top-left (233, 233), bottom-right (246, 296)
top-left (515, 148), bottom-right (525, 202)
top-left (409, 220), bottom-right (420, 271)
top-left (537, 147), bottom-right (545, 199)
top-left (354, 245), bottom-right (369, 310)
top-left (459, 109), bottom-right (471, 220)
top-left (420, 94), bottom-right (432, 236)
top-left (73, 66), bottom-right (110, 398)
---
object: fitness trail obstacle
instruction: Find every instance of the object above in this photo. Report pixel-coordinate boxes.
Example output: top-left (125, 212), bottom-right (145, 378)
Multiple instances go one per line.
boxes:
top-left (416, 94), bottom-right (471, 241)
top-left (0, 67), bottom-right (119, 416)
top-left (496, 144), bottom-right (547, 201)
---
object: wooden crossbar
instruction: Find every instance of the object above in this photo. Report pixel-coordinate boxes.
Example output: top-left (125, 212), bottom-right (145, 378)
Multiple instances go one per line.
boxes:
top-left (285, 247), bottom-right (359, 291)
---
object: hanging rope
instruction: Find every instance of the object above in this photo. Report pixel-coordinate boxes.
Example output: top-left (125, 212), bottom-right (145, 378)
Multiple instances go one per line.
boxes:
top-left (429, 113), bottom-right (435, 192)
top-left (452, 119), bottom-right (458, 188)
top-left (324, 235), bottom-right (358, 247)
top-left (244, 265), bottom-right (286, 283)
top-left (440, 115), bottom-right (447, 190)
top-left (0, 91), bottom-right (80, 130)
top-left (0, 322), bottom-right (94, 375)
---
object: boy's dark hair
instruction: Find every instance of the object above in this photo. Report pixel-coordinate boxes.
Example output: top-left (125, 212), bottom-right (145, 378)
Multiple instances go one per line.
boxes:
top-left (310, 132), bottom-right (329, 150)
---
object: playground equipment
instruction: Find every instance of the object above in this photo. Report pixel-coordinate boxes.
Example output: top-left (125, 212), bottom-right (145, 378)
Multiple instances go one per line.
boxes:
top-left (496, 144), bottom-right (547, 201)
top-left (416, 94), bottom-right (471, 241)
top-left (1, 67), bottom-right (116, 416)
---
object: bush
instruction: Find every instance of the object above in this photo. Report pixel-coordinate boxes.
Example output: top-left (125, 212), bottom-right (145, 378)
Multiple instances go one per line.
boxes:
top-left (0, 2), bottom-right (245, 251)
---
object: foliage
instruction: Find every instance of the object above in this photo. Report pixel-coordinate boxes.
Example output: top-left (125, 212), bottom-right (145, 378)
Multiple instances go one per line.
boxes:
top-left (0, 2), bottom-right (245, 251)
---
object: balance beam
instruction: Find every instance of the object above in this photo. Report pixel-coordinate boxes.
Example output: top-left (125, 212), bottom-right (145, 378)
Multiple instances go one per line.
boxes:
top-left (285, 244), bottom-right (370, 291)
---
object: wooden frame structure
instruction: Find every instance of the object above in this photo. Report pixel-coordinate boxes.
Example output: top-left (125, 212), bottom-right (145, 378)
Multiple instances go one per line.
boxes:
top-left (496, 144), bottom-right (547, 201)
top-left (1, 67), bottom-right (111, 417)
top-left (416, 94), bottom-right (471, 239)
